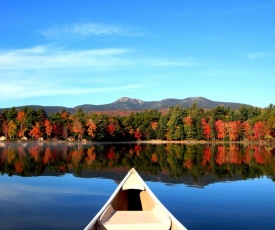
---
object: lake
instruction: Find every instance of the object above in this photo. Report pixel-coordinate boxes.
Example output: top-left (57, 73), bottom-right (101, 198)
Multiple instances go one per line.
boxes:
top-left (0, 142), bottom-right (275, 230)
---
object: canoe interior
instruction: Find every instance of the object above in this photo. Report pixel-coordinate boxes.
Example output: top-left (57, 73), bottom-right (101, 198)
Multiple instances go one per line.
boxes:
top-left (111, 189), bottom-right (155, 211)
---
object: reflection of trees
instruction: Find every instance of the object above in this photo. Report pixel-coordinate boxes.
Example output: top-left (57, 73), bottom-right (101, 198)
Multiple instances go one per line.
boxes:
top-left (0, 142), bottom-right (274, 181)
top-left (86, 146), bottom-right (96, 165)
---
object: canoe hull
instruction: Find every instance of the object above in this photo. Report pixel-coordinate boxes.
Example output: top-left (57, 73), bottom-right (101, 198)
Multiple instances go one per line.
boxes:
top-left (84, 168), bottom-right (187, 230)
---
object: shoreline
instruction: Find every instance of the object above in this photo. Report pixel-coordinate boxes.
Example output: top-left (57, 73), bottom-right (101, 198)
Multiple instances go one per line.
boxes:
top-left (1, 139), bottom-right (275, 146)
top-left (132, 139), bottom-right (275, 146)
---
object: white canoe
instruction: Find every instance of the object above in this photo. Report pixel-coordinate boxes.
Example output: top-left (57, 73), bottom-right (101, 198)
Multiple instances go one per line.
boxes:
top-left (84, 168), bottom-right (187, 230)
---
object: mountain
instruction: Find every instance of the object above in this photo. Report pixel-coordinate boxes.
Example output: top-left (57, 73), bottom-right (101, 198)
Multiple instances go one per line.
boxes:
top-left (74, 96), bottom-right (250, 111)
top-left (0, 96), bottom-right (251, 114)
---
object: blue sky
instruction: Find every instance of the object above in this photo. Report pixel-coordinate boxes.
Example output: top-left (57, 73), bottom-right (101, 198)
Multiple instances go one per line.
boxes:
top-left (0, 0), bottom-right (274, 108)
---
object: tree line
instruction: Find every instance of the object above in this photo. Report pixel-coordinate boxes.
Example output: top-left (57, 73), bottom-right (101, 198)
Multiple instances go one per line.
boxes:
top-left (0, 103), bottom-right (274, 142)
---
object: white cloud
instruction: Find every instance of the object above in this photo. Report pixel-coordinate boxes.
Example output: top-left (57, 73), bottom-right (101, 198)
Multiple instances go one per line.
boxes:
top-left (247, 52), bottom-right (275, 59)
top-left (0, 46), bottom-right (131, 70)
top-left (0, 45), bottom-right (195, 70)
top-left (42, 22), bottom-right (143, 38)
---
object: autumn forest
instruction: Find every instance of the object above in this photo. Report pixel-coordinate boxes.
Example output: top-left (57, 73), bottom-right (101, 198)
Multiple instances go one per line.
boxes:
top-left (0, 103), bottom-right (275, 142)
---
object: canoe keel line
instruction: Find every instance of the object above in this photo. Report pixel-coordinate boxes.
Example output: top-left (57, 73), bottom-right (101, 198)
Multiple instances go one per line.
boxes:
top-left (84, 168), bottom-right (187, 230)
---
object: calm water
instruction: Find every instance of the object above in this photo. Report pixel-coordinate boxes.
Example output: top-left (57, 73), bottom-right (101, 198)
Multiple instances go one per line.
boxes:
top-left (0, 142), bottom-right (275, 230)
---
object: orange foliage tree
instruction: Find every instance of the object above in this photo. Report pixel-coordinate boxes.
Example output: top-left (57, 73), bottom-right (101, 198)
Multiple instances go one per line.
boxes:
top-left (228, 120), bottom-right (241, 141)
top-left (29, 122), bottom-right (42, 139)
top-left (16, 111), bottom-right (27, 138)
top-left (229, 144), bottom-right (242, 164)
top-left (71, 119), bottom-right (84, 140)
top-left (183, 116), bottom-right (192, 126)
top-left (44, 119), bottom-right (53, 139)
top-left (215, 119), bottom-right (227, 140)
top-left (86, 146), bottom-right (96, 165)
top-left (216, 145), bottom-right (227, 165)
top-left (86, 119), bottom-right (97, 139)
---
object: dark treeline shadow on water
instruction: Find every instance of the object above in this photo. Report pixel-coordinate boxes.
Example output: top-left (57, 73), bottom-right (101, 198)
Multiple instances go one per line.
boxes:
top-left (0, 142), bottom-right (274, 184)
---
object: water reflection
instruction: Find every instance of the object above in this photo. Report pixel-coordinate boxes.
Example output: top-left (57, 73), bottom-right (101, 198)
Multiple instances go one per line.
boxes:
top-left (0, 142), bottom-right (274, 182)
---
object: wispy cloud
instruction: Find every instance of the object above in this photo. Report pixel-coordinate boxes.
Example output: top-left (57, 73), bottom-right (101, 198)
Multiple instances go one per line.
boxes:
top-left (0, 45), bottom-right (131, 70)
top-left (42, 22), bottom-right (143, 38)
top-left (0, 45), bottom-right (196, 104)
top-left (144, 58), bottom-right (196, 67)
top-left (0, 76), bottom-right (148, 101)
top-left (0, 45), bottom-right (196, 70)
top-left (247, 52), bottom-right (275, 59)
top-left (0, 181), bottom-right (110, 202)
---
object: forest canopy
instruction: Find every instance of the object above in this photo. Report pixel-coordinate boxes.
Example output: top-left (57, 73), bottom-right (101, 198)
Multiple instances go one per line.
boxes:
top-left (0, 103), bottom-right (274, 142)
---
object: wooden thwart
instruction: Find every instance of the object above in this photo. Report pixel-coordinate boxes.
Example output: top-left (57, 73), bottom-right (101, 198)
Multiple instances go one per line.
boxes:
top-left (97, 203), bottom-right (171, 230)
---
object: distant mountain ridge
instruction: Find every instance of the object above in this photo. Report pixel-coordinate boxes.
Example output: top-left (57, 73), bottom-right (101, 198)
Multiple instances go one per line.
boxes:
top-left (1, 96), bottom-right (251, 114)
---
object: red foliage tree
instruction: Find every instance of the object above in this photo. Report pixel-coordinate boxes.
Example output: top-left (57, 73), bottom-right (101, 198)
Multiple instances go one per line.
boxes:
top-left (134, 128), bottom-right (142, 140)
top-left (1, 120), bottom-right (9, 139)
top-left (29, 145), bottom-right (40, 162)
top-left (14, 161), bottom-right (24, 174)
top-left (201, 118), bottom-right (211, 140)
top-left (151, 153), bottom-right (158, 163)
top-left (134, 145), bottom-right (142, 155)
top-left (52, 124), bottom-right (63, 139)
top-left (202, 145), bottom-right (212, 166)
top-left (253, 121), bottom-right (266, 140)
top-left (106, 148), bottom-right (117, 166)
top-left (106, 124), bottom-right (115, 136)
top-left (253, 146), bottom-right (264, 164)
top-left (44, 147), bottom-right (52, 164)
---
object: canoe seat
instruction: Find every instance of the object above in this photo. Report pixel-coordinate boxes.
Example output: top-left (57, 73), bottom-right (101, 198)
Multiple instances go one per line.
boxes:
top-left (97, 204), bottom-right (171, 230)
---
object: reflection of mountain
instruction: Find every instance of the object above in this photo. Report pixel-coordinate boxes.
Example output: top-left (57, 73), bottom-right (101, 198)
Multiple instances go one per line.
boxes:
top-left (0, 142), bottom-right (274, 186)
top-left (77, 169), bottom-right (244, 188)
